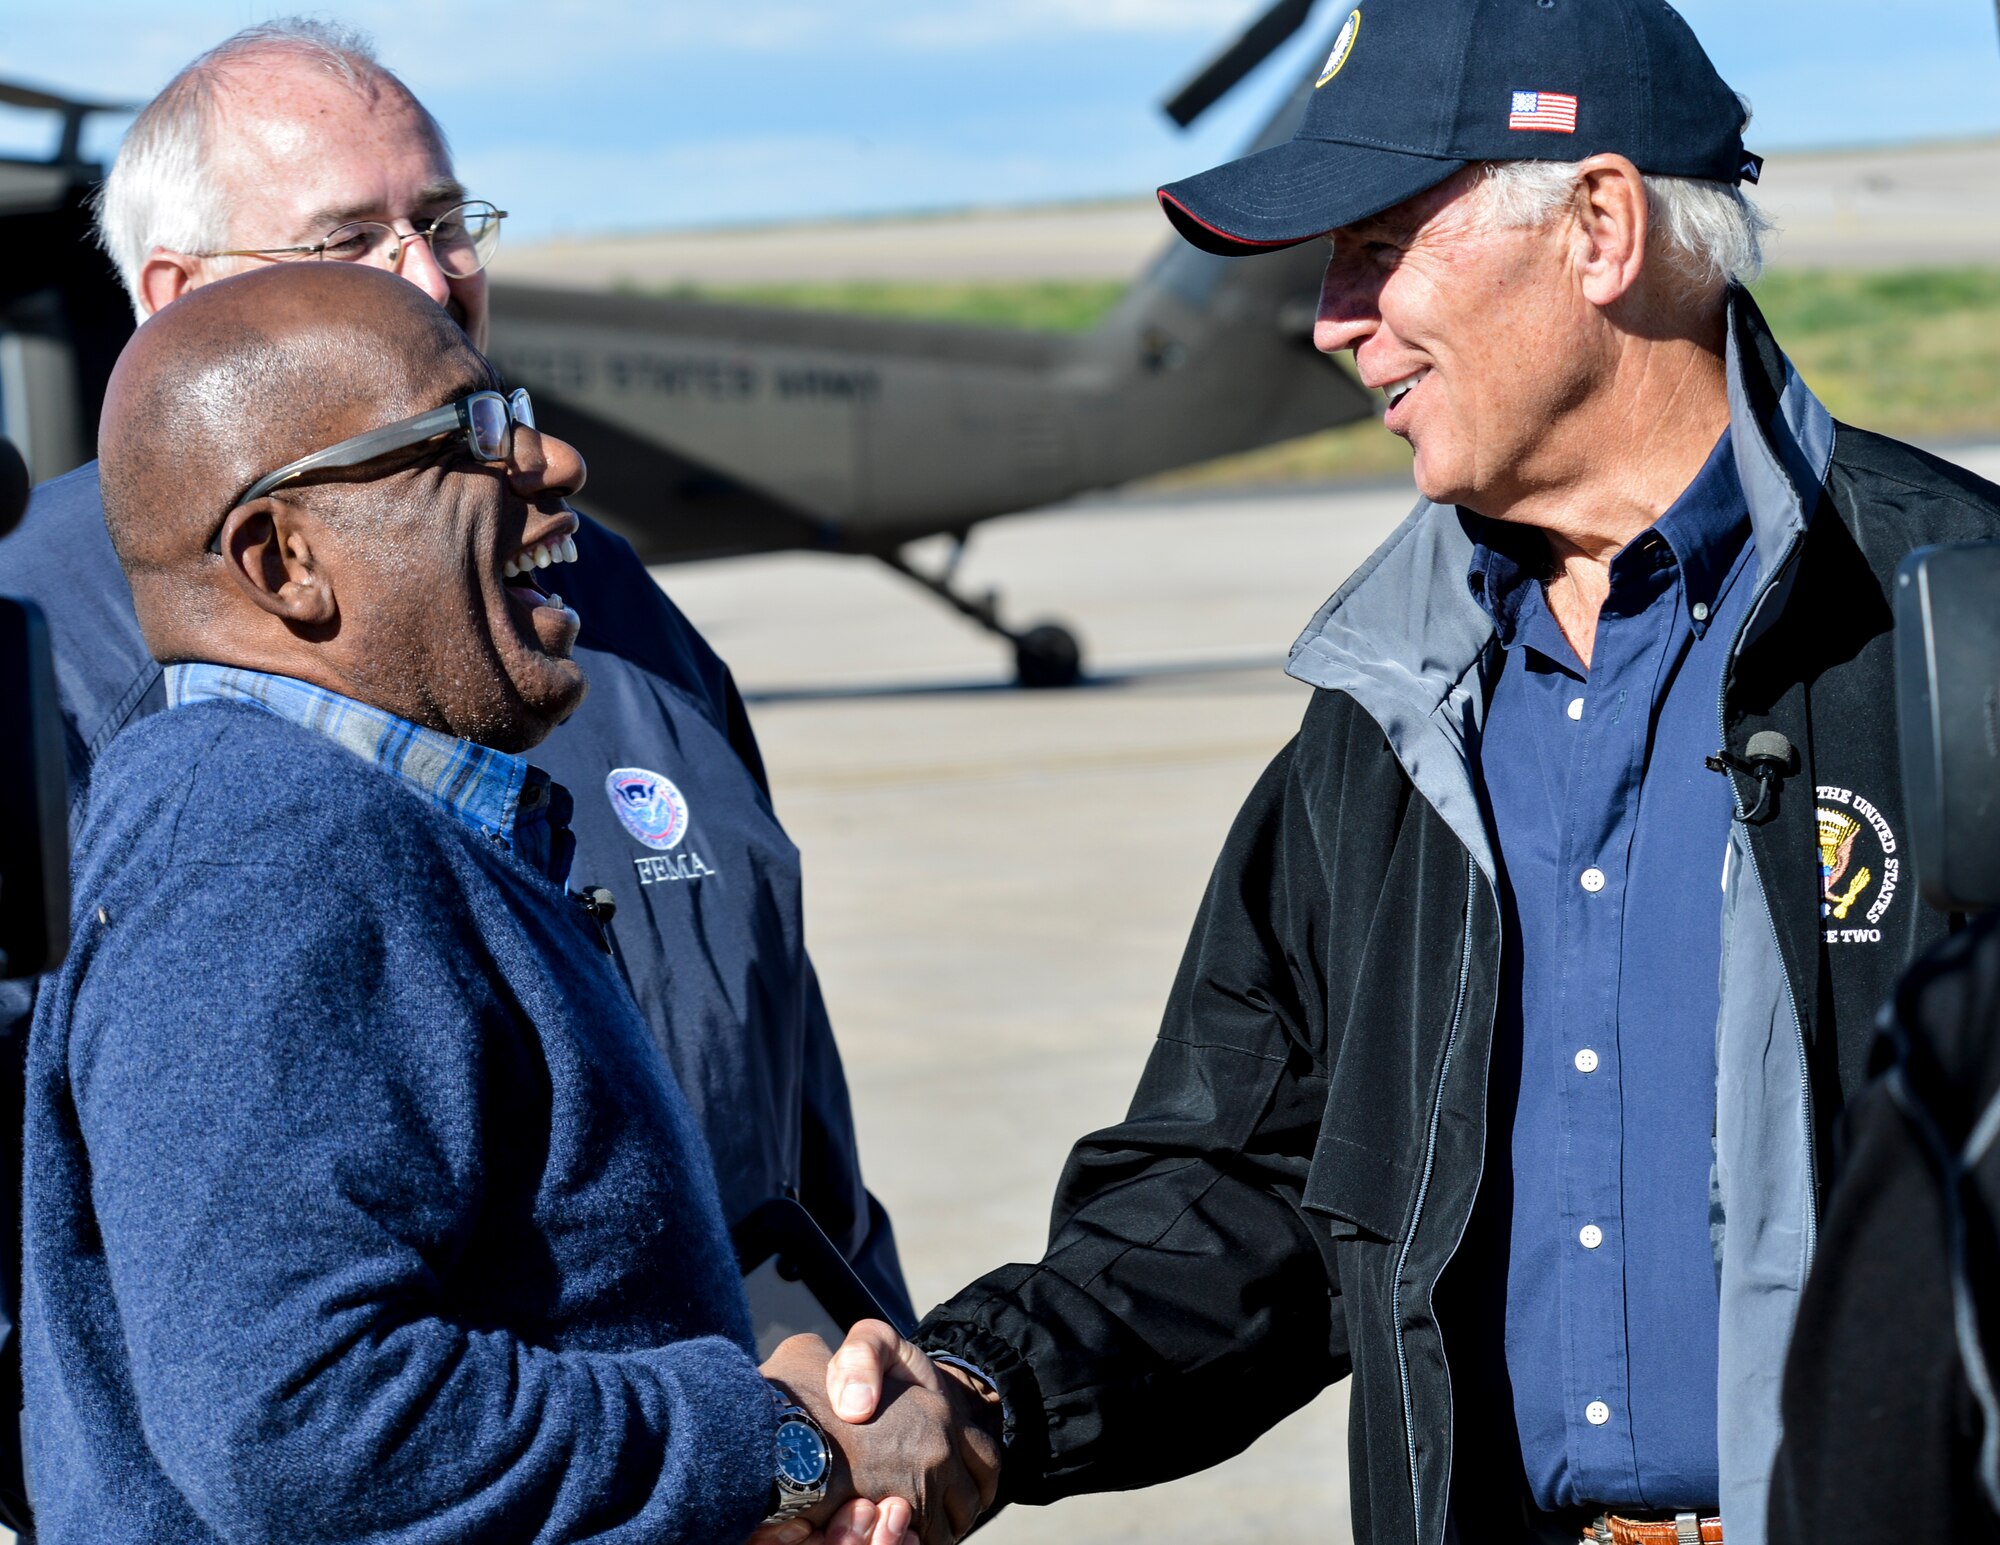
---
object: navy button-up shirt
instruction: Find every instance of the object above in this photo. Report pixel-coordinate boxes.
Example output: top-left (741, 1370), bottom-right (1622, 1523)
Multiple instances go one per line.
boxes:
top-left (1466, 431), bottom-right (1755, 1511)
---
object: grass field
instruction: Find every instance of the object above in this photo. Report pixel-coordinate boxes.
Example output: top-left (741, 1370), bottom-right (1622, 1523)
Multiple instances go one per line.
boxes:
top-left (633, 278), bottom-right (1130, 335)
top-left (673, 268), bottom-right (2000, 486)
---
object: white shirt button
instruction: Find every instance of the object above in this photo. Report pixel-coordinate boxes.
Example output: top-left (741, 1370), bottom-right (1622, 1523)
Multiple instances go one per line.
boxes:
top-left (1574, 1048), bottom-right (1600, 1073)
top-left (1586, 1400), bottom-right (1611, 1426)
top-left (1580, 867), bottom-right (1607, 893)
top-left (1692, 601), bottom-right (1711, 622)
top-left (1579, 1224), bottom-right (1604, 1249)
top-left (1567, 698), bottom-right (1585, 721)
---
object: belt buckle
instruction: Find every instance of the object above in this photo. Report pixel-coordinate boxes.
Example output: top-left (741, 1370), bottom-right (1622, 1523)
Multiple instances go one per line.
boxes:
top-left (1674, 1514), bottom-right (1700, 1545)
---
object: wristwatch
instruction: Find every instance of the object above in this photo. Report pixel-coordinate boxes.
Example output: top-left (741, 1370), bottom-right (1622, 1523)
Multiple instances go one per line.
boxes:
top-left (763, 1398), bottom-right (832, 1526)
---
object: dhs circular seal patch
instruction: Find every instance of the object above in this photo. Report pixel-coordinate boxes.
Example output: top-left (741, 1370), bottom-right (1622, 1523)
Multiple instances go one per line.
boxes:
top-left (605, 767), bottom-right (690, 851)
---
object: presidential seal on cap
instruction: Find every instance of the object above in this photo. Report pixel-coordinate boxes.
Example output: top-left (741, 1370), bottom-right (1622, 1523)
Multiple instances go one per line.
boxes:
top-left (1159, 0), bottom-right (1760, 256)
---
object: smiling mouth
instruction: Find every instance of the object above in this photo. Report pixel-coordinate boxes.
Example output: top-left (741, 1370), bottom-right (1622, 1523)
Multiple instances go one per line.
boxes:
top-left (502, 531), bottom-right (580, 614)
top-left (1381, 368), bottom-right (1432, 412)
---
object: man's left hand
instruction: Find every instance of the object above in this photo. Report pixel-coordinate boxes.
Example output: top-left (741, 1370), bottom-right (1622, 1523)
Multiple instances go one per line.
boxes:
top-left (747, 1494), bottom-right (912, 1545)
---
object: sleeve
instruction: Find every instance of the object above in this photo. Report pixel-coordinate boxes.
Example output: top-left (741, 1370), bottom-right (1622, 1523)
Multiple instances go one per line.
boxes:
top-left (794, 958), bottom-right (917, 1330)
top-left (914, 739), bottom-right (1349, 1504)
top-left (67, 867), bottom-right (776, 1545)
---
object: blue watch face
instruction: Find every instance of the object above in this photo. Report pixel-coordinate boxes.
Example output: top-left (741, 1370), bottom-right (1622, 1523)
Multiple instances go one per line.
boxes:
top-left (777, 1418), bottom-right (829, 1486)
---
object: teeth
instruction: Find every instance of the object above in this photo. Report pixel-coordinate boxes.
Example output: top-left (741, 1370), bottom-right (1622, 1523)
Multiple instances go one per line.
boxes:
top-left (546, 592), bottom-right (564, 611)
top-left (504, 532), bottom-right (581, 580)
top-left (1383, 369), bottom-right (1430, 409)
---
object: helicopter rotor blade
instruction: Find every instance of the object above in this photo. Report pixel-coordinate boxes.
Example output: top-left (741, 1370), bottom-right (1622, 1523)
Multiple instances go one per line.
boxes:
top-left (0, 80), bottom-right (130, 115)
top-left (1161, 0), bottom-right (1317, 129)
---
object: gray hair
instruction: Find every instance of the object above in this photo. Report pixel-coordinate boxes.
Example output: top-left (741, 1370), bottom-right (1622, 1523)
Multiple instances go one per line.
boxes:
top-left (1474, 159), bottom-right (1772, 294)
top-left (91, 18), bottom-right (449, 318)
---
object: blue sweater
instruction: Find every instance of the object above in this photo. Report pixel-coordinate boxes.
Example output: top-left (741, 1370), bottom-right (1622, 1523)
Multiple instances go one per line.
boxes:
top-left (23, 701), bottom-right (777, 1543)
top-left (0, 462), bottom-right (911, 1321)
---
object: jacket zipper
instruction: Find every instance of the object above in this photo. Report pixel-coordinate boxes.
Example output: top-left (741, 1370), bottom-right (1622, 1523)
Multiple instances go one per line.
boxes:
top-left (1393, 852), bottom-right (1477, 1545)
top-left (1715, 537), bottom-right (1819, 1257)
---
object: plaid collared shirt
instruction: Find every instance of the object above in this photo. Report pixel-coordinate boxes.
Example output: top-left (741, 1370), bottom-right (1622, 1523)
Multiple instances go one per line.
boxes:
top-left (166, 663), bottom-right (575, 885)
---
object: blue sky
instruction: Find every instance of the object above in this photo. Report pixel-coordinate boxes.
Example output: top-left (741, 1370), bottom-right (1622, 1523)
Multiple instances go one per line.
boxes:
top-left (2, 1), bottom-right (1998, 241)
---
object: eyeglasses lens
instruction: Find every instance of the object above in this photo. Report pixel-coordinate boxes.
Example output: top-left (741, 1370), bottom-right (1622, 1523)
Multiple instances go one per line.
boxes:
top-left (432, 204), bottom-right (503, 278)
top-left (467, 395), bottom-right (511, 461)
top-left (508, 389), bottom-right (535, 432)
top-left (312, 204), bottom-right (502, 276)
top-left (318, 222), bottom-right (397, 265)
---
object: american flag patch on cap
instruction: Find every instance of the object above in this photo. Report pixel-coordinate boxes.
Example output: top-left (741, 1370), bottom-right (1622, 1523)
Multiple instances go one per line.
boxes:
top-left (1509, 90), bottom-right (1578, 133)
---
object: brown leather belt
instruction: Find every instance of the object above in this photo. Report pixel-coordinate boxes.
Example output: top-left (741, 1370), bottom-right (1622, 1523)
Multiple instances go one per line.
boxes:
top-left (1585, 1513), bottom-right (1722, 1545)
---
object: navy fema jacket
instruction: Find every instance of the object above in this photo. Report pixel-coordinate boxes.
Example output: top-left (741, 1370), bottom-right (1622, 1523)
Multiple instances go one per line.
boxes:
top-left (0, 462), bottom-right (911, 1325)
top-left (25, 697), bottom-right (778, 1543)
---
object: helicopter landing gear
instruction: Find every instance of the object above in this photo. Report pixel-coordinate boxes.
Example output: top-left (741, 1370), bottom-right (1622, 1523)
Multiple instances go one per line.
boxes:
top-left (877, 539), bottom-right (1085, 689)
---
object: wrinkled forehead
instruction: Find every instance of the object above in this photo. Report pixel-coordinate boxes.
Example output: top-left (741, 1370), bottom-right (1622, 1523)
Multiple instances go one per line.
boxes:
top-left (205, 62), bottom-right (458, 241)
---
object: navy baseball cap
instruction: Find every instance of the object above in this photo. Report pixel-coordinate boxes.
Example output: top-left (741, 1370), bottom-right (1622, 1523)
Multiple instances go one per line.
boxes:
top-left (1160, 0), bottom-right (1760, 256)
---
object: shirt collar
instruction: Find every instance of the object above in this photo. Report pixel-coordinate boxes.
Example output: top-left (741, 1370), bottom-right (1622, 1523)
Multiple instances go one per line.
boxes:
top-left (1465, 428), bottom-right (1749, 650)
top-left (165, 663), bottom-right (574, 885)
top-left (1639, 429), bottom-right (1749, 636)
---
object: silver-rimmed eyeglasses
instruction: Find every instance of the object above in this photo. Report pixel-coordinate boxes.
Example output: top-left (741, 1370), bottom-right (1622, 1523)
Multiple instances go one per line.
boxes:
top-left (192, 200), bottom-right (507, 278)
top-left (208, 388), bottom-right (536, 553)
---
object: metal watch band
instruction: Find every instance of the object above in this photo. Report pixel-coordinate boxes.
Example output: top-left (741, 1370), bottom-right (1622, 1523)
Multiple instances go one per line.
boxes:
top-left (763, 1400), bottom-right (832, 1526)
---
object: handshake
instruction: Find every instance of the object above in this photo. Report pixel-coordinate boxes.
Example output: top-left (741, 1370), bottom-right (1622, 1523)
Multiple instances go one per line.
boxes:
top-left (752, 1321), bottom-right (1006, 1545)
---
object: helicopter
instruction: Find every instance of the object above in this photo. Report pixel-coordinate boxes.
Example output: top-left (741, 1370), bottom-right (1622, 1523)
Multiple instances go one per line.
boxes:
top-left (0, 0), bottom-right (1367, 687)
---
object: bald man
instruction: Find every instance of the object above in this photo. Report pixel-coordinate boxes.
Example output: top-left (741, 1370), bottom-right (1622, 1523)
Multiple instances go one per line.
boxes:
top-left (20, 264), bottom-right (960, 1545)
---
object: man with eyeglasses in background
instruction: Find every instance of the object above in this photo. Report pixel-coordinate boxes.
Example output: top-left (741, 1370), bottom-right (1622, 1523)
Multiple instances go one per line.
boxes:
top-left (0, 18), bottom-right (911, 1533)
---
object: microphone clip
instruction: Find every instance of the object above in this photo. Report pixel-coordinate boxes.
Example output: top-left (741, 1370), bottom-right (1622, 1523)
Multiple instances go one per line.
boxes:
top-left (1705, 731), bottom-right (1799, 825)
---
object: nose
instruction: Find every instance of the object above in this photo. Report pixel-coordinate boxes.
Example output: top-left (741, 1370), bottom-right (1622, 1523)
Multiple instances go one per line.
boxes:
top-left (391, 226), bottom-right (454, 309)
top-left (507, 425), bottom-right (587, 503)
top-left (1311, 246), bottom-right (1385, 358)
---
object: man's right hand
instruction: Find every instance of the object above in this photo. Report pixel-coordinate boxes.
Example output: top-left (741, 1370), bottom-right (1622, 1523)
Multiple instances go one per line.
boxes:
top-left (822, 1322), bottom-right (1003, 1543)
top-left (763, 1328), bottom-right (1001, 1545)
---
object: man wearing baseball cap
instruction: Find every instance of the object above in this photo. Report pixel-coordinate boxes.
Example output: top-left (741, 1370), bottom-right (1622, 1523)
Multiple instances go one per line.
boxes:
top-left (810, 3), bottom-right (2000, 1544)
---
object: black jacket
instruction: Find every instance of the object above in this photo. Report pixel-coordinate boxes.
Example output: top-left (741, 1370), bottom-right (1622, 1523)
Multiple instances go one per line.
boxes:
top-left (917, 295), bottom-right (2000, 1545)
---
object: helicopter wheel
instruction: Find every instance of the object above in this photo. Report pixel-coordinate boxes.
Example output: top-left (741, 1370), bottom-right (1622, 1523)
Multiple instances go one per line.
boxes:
top-left (875, 544), bottom-right (1088, 689)
top-left (1012, 624), bottom-right (1083, 689)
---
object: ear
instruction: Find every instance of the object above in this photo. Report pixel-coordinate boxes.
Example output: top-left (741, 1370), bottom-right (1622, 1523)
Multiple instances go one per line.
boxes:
top-left (1570, 154), bottom-right (1649, 309)
top-left (137, 248), bottom-right (208, 319)
top-left (216, 500), bottom-right (339, 630)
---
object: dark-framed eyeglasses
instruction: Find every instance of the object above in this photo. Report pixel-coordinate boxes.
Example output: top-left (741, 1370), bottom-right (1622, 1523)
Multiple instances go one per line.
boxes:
top-left (192, 200), bottom-right (507, 278)
top-left (208, 388), bottom-right (536, 554)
